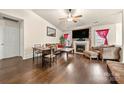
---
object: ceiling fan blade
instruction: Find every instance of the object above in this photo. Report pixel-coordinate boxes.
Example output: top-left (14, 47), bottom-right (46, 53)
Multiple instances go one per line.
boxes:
top-left (72, 19), bottom-right (78, 23)
top-left (59, 18), bottom-right (66, 20)
top-left (73, 15), bottom-right (82, 18)
top-left (73, 20), bottom-right (77, 23)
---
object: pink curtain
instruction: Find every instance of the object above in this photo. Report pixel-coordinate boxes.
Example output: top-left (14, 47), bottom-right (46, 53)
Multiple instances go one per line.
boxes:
top-left (96, 29), bottom-right (109, 45)
top-left (64, 34), bottom-right (68, 39)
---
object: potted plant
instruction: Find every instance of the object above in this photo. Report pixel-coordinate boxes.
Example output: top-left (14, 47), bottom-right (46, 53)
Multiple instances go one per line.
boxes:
top-left (59, 35), bottom-right (65, 45)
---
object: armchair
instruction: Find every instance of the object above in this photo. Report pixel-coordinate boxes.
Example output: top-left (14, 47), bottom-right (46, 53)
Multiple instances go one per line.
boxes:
top-left (101, 47), bottom-right (121, 61)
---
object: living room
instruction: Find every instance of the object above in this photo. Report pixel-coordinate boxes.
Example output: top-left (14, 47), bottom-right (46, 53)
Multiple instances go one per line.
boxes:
top-left (0, 9), bottom-right (124, 84)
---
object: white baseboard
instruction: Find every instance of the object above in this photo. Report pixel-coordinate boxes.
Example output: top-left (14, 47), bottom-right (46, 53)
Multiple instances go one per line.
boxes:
top-left (23, 53), bottom-right (33, 60)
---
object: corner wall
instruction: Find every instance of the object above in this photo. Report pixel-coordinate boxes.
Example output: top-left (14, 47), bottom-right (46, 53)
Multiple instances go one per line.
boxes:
top-left (116, 23), bottom-right (122, 46)
top-left (122, 10), bottom-right (124, 63)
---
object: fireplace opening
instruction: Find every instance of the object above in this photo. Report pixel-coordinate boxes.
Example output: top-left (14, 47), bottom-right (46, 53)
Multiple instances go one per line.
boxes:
top-left (76, 44), bottom-right (85, 53)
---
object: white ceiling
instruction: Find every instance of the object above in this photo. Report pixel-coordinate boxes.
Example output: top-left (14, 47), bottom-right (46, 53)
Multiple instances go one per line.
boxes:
top-left (33, 9), bottom-right (122, 31)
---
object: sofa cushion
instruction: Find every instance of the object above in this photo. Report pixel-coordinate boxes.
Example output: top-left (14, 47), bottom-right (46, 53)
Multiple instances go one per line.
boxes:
top-left (57, 44), bottom-right (64, 48)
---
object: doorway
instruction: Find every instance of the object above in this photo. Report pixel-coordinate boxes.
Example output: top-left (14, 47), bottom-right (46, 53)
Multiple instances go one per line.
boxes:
top-left (0, 18), bottom-right (20, 59)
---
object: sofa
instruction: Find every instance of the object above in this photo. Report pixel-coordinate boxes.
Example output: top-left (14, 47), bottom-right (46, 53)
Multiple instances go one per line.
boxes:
top-left (83, 50), bottom-right (99, 60)
top-left (107, 61), bottom-right (124, 84)
top-left (92, 45), bottom-right (121, 61)
top-left (101, 46), bottom-right (121, 61)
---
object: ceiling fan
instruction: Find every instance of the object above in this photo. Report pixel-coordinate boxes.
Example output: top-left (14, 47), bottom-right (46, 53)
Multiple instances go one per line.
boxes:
top-left (59, 9), bottom-right (82, 23)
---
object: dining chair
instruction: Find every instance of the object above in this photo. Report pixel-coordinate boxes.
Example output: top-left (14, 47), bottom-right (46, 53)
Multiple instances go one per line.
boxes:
top-left (42, 47), bottom-right (57, 67)
top-left (53, 45), bottom-right (62, 56)
top-left (33, 44), bottom-right (42, 63)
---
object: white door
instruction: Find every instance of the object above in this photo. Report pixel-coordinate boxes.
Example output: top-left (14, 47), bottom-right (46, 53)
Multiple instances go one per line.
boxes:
top-left (0, 19), bottom-right (5, 59)
top-left (0, 19), bottom-right (20, 59)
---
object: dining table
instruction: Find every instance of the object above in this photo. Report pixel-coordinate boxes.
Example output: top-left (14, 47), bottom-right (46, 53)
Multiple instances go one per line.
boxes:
top-left (32, 47), bottom-right (74, 62)
top-left (32, 47), bottom-right (51, 62)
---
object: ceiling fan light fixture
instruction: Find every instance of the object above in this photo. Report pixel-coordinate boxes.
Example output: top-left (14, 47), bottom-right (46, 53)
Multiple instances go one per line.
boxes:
top-left (67, 17), bottom-right (73, 21)
top-left (59, 9), bottom-right (82, 23)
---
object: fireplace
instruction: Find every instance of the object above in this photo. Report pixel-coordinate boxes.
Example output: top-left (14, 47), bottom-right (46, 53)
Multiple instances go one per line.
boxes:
top-left (73, 41), bottom-right (89, 54)
top-left (76, 44), bottom-right (85, 53)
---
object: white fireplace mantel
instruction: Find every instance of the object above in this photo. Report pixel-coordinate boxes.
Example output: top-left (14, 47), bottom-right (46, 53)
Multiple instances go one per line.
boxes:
top-left (73, 41), bottom-right (89, 54)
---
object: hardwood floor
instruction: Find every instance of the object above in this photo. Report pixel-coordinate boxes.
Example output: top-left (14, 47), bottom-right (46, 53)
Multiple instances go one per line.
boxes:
top-left (0, 53), bottom-right (112, 84)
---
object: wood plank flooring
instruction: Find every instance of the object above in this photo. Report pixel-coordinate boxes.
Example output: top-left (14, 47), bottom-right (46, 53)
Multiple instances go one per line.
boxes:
top-left (0, 53), bottom-right (112, 84)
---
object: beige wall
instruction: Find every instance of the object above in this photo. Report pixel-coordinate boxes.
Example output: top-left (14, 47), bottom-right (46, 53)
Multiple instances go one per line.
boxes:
top-left (0, 10), bottom-right (63, 59)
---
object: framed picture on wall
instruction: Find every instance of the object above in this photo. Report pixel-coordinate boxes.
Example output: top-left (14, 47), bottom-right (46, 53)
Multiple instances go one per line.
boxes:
top-left (47, 26), bottom-right (56, 37)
